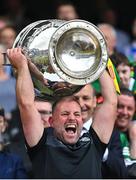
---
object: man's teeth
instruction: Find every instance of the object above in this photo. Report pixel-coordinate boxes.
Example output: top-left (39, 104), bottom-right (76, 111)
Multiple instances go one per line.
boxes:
top-left (65, 124), bottom-right (76, 133)
top-left (66, 124), bottom-right (76, 128)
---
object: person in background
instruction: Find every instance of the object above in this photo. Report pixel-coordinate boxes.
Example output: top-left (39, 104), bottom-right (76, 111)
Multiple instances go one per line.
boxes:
top-left (0, 47), bottom-right (16, 120)
top-left (55, 1), bottom-right (79, 21)
top-left (124, 17), bottom-right (136, 63)
top-left (0, 25), bottom-right (17, 76)
top-left (99, 8), bottom-right (130, 53)
top-left (0, 16), bottom-right (11, 30)
top-left (0, 106), bottom-right (28, 179)
top-left (115, 87), bottom-right (136, 178)
top-left (111, 52), bottom-right (136, 92)
top-left (7, 105), bottom-right (33, 178)
top-left (0, 106), bottom-right (9, 145)
top-left (0, 25), bottom-right (16, 51)
top-left (97, 23), bottom-right (117, 57)
top-left (74, 84), bottom-right (96, 136)
top-left (2, 0), bottom-right (30, 33)
top-left (34, 97), bottom-right (52, 128)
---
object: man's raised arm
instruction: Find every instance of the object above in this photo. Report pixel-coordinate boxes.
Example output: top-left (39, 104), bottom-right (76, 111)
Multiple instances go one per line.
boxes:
top-left (92, 70), bottom-right (117, 144)
top-left (7, 48), bottom-right (44, 147)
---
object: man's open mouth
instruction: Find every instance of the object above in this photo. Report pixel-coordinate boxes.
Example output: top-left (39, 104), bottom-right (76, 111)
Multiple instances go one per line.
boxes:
top-left (65, 124), bottom-right (77, 134)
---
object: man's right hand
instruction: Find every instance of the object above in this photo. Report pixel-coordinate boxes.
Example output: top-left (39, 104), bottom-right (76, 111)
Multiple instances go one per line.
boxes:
top-left (7, 48), bottom-right (28, 70)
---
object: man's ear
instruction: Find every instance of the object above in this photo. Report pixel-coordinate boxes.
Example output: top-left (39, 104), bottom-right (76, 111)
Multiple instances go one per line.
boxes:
top-left (49, 116), bottom-right (53, 127)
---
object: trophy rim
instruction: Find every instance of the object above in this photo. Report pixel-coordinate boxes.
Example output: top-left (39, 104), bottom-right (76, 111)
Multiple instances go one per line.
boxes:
top-left (49, 19), bottom-right (108, 85)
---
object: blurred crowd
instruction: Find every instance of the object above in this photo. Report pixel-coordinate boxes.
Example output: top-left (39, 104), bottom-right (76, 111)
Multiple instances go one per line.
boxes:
top-left (0, 0), bottom-right (136, 178)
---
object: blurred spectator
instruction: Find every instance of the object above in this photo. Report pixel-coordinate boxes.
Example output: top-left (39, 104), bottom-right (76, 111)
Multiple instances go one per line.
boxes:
top-left (115, 88), bottom-right (135, 133)
top-left (0, 25), bottom-right (16, 50)
top-left (100, 8), bottom-right (131, 53)
top-left (0, 16), bottom-right (11, 30)
top-left (7, 106), bottom-right (33, 178)
top-left (115, 87), bottom-right (136, 178)
top-left (7, 106), bottom-right (23, 143)
top-left (34, 97), bottom-right (52, 128)
top-left (55, 1), bottom-right (79, 20)
top-left (0, 106), bottom-right (9, 145)
top-left (97, 23), bottom-right (117, 56)
top-left (0, 106), bottom-right (28, 179)
top-left (111, 52), bottom-right (136, 92)
top-left (2, 0), bottom-right (30, 33)
top-left (97, 23), bottom-right (133, 93)
top-left (124, 17), bottom-right (136, 63)
top-left (0, 25), bottom-right (17, 76)
top-left (0, 50), bottom-right (16, 119)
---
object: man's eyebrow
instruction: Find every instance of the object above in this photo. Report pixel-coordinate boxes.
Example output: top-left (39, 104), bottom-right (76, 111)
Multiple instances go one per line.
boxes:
top-left (75, 111), bottom-right (81, 114)
top-left (61, 110), bottom-right (69, 113)
top-left (38, 110), bottom-right (52, 114)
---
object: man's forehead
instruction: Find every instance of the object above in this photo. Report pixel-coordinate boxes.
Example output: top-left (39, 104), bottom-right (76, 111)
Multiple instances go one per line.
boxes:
top-left (117, 64), bottom-right (130, 70)
top-left (60, 99), bottom-right (79, 106)
top-left (56, 99), bottom-right (81, 110)
top-left (74, 84), bottom-right (94, 96)
top-left (35, 101), bottom-right (51, 106)
top-left (118, 94), bottom-right (134, 100)
top-left (118, 94), bottom-right (135, 106)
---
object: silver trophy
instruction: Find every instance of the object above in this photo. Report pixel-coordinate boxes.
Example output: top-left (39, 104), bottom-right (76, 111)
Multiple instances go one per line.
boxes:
top-left (12, 19), bottom-right (108, 99)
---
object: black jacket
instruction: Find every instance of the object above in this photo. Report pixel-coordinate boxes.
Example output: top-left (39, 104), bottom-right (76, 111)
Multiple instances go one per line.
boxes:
top-left (102, 128), bottom-right (128, 178)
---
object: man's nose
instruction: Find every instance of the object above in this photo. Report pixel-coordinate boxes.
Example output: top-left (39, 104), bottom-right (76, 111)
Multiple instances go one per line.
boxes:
top-left (68, 113), bottom-right (76, 120)
top-left (122, 107), bottom-right (128, 115)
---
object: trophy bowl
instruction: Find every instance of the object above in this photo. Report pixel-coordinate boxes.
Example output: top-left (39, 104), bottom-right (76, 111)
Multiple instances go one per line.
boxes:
top-left (13, 19), bottom-right (108, 100)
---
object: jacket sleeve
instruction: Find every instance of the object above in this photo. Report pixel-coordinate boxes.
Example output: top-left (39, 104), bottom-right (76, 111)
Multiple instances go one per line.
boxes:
top-left (102, 129), bottom-right (128, 178)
